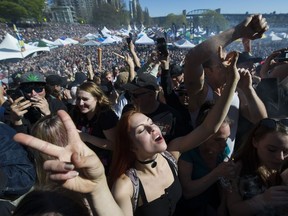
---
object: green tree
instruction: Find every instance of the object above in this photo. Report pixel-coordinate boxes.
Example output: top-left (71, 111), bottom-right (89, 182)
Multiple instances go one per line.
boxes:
top-left (21, 0), bottom-right (45, 21)
top-left (162, 13), bottom-right (186, 28)
top-left (135, 3), bottom-right (143, 25)
top-left (0, 1), bottom-right (28, 22)
top-left (0, 0), bottom-right (45, 22)
top-left (143, 7), bottom-right (151, 26)
top-left (92, 3), bottom-right (129, 28)
top-left (199, 10), bottom-right (228, 36)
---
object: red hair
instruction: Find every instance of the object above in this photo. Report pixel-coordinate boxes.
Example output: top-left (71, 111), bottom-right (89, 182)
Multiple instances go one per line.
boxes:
top-left (109, 109), bottom-right (139, 187)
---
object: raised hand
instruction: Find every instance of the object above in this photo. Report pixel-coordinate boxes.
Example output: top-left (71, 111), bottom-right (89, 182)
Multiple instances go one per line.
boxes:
top-left (9, 96), bottom-right (31, 123)
top-left (30, 96), bottom-right (51, 116)
top-left (259, 48), bottom-right (288, 78)
top-left (13, 110), bottom-right (105, 194)
top-left (218, 46), bottom-right (240, 83)
top-left (237, 68), bottom-right (253, 90)
top-left (236, 14), bottom-right (269, 40)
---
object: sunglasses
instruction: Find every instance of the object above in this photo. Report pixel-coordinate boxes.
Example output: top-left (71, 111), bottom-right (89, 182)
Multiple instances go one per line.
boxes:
top-left (21, 85), bottom-right (45, 94)
top-left (131, 91), bottom-right (151, 99)
top-left (259, 118), bottom-right (288, 129)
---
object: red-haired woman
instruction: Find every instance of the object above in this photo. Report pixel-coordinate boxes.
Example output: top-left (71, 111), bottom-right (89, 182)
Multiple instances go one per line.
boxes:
top-left (109, 52), bottom-right (240, 216)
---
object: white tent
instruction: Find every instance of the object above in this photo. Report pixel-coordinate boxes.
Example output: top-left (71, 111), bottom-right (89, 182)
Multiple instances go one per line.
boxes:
top-left (64, 38), bottom-right (79, 45)
top-left (269, 32), bottom-right (282, 41)
top-left (102, 26), bottom-right (111, 34)
top-left (82, 33), bottom-right (98, 40)
top-left (53, 38), bottom-right (70, 46)
top-left (83, 40), bottom-right (101, 46)
top-left (41, 38), bottom-right (57, 46)
top-left (117, 29), bottom-right (129, 37)
top-left (111, 35), bottom-right (123, 43)
top-left (174, 39), bottom-right (195, 48)
top-left (135, 34), bottom-right (155, 45)
top-left (0, 33), bottom-right (50, 61)
top-left (101, 26), bottom-right (112, 37)
top-left (101, 37), bottom-right (117, 45)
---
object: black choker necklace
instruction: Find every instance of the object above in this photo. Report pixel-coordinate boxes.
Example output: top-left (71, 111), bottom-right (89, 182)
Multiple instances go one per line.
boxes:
top-left (137, 154), bottom-right (158, 168)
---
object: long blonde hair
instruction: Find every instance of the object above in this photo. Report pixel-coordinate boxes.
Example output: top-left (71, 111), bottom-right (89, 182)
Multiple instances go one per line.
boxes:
top-left (31, 114), bottom-right (68, 187)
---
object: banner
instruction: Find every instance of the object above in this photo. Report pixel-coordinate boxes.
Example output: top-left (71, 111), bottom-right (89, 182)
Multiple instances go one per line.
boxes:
top-left (13, 24), bottom-right (25, 52)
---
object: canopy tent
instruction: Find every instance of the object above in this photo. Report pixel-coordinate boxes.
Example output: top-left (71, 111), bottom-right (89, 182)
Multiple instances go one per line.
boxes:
top-left (102, 26), bottom-right (111, 34)
top-left (82, 33), bottom-right (98, 40)
top-left (38, 39), bottom-right (58, 49)
top-left (53, 38), bottom-right (70, 46)
top-left (82, 40), bottom-right (101, 46)
top-left (101, 26), bottom-right (112, 37)
top-left (101, 37), bottom-right (117, 45)
top-left (269, 32), bottom-right (282, 41)
top-left (135, 34), bottom-right (155, 45)
top-left (64, 38), bottom-right (79, 45)
top-left (173, 39), bottom-right (195, 48)
top-left (0, 33), bottom-right (50, 61)
top-left (111, 35), bottom-right (123, 43)
top-left (41, 38), bottom-right (57, 46)
top-left (117, 28), bottom-right (130, 37)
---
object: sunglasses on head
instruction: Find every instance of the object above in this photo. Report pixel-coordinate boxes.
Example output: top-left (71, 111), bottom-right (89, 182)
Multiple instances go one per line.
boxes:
top-left (259, 118), bottom-right (288, 129)
top-left (21, 85), bottom-right (45, 94)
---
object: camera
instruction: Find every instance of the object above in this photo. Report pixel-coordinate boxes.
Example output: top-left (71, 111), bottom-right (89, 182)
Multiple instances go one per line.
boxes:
top-left (156, 37), bottom-right (168, 57)
top-left (275, 50), bottom-right (288, 62)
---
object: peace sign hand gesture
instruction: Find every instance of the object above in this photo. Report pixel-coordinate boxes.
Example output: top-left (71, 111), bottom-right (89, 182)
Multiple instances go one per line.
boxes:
top-left (14, 110), bottom-right (105, 194)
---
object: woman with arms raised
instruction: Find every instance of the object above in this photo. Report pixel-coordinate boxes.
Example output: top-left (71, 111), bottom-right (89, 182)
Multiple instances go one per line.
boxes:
top-left (109, 49), bottom-right (240, 216)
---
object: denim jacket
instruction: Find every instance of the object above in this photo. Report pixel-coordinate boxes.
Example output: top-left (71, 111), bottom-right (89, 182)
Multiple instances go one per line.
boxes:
top-left (0, 122), bottom-right (36, 199)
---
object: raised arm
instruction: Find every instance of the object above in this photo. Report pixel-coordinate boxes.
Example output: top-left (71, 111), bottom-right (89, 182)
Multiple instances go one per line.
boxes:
top-left (14, 110), bottom-right (123, 216)
top-left (184, 15), bottom-right (268, 109)
top-left (237, 69), bottom-right (267, 123)
top-left (124, 53), bottom-right (136, 82)
top-left (168, 50), bottom-right (240, 158)
top-left (128, 41), bottom-right (141, 69)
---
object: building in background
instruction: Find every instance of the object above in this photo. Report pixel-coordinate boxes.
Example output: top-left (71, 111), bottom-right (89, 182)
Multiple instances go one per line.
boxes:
top-left (50, 5), bottom-right (76, 23)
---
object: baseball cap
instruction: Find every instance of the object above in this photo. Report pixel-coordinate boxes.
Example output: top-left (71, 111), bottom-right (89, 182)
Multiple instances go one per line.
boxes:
top-left (68, 72), bottom-right (87, 89)
top-left (122, 73), bottom-right (158, 92)
top-left (46, 74), bottom-right (67, 87)
top-left (237, 51), bottom-right (262, 65)
top-left (20, 71), bottom-right (46, 84)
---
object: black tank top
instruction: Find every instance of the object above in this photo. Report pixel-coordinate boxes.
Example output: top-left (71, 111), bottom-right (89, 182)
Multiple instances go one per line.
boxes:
top-left (134, 155), bottom-right (182, 216)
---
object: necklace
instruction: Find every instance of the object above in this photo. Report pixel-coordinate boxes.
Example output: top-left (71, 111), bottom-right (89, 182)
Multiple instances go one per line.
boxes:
top-left (137, 154), bottom-right (158, 168)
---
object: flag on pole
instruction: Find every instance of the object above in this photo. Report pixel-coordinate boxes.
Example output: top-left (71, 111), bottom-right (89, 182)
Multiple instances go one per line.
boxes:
top-left (13, 24), bottom-right (25, 52)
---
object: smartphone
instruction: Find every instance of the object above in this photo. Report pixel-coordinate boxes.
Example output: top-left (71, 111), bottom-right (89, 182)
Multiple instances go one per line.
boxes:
top-left (126, 37), bottom-right (132, 44)
top-left (6, 89), bottom-right (25, 101)
top-left (156, 37), bottom-right (168, 57)
top-left (275, 50), bottom-right (288, 62)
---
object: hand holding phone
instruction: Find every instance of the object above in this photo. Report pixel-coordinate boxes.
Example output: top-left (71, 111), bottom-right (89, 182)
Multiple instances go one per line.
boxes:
top-left (156, 37), bottom-right (168, 57)
top-left (126, 37), bottom-right (132, 44)
top-left (6, 89), bottom-right (25, 101)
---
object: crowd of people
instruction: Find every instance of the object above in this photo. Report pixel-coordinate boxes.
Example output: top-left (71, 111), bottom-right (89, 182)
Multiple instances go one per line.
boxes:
top-left (0, 14), bottom-right (288, 216)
